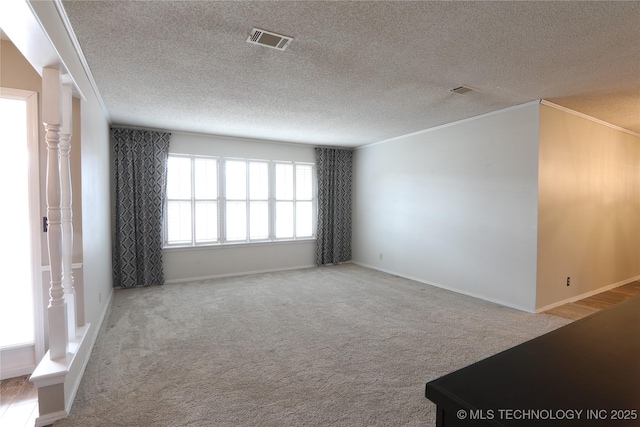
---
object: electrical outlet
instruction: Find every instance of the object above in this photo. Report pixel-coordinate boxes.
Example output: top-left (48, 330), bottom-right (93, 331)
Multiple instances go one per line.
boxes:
top-left (566, 277), bottom-right (570, 287)
top-left (99, 292), bottom-right (102, 303)
top-left (379, 253), bottom-right (383, 260)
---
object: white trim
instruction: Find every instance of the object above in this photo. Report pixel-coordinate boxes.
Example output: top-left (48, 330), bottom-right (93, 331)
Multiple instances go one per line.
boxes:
top-left (118, 124), bottom-right (329, 149)
top-left (536, 275), bottom-right (640, 313)
top-left (352, 261), bottom-right (536, 313)
top-left (30, 361), bottom-right (67, 388)
top-left (163, 264), bottom-right (317, 284)
top-left (0, 1), bottom-right (62, 78)
top-left (1, 364), bottom-right (36, 380)
top-left (31, 289), bottom-right (112, 425)
top-left (0, 88), bottom-right (39, 99)
top-left (0, 344), bottom-right (36, 380)
top-left (163, 237), bottom-right (315, 252)
top-left (2, 0), bottom-right (84, 100)
top-left (65, 289), bottom-right (112, 412)
top-left (357, 100), bottom-right (542, 150)
top-left (540, 100), bottom-right (640, 137)
top-left (35, 410), bottom-right (69, 427)
top-left (25, 90), bottom-right (46, 363)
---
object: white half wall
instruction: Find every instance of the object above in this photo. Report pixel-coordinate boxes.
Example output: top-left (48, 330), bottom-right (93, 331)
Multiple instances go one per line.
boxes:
top-left (78, 93), bottom-right (112, 325)
top-left (164, 132), bottom-right (316, 282)
top-left (20, 1), bottom-right (113, 424)
top-left (29, 0), bottom-right (113, 334)
top-left (352, 102), bottom-right (541, 312)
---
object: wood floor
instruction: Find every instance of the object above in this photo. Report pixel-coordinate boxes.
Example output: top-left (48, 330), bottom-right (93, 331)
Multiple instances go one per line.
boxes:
top-left (543, 280), bottom-right (640, 320)
top-left (1, 280), bottom-right (639, 426)
top-left (0, 374), bottom-right (38, 427)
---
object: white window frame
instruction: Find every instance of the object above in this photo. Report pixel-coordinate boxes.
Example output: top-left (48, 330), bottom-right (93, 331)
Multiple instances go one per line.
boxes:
top-left (163, 154), bottom-right (316, 248)
top-left (193, 156), bottom-right (220, 244)
top-left (164, 154), bottom-right (220, 247)
top-left (273, 161), bottom-right (316, 241)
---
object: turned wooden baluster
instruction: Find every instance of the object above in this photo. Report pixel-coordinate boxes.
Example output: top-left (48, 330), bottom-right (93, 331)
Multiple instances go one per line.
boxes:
top-left (60, 84), bottom-right (76, 340)
top-left (43, 67), bottom-right (68, 359)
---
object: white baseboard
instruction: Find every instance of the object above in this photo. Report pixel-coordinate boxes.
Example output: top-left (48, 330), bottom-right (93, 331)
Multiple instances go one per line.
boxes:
top-left (0, 364), bottom-right (35, 381)
top-left (352, 261), bottom-right (535, 313)
top-left (536, 275), bottom-right (640, 313)
top-left (35, 410), bottom-right (68, 427)
top-left (65, 289), bottom-right (113, 412)
top-left (1, 344), bottom-right (36, 380)
top-left (31, 289), bottom-right (114, 426)
top-left (163, 264), bottom-right (318, 284)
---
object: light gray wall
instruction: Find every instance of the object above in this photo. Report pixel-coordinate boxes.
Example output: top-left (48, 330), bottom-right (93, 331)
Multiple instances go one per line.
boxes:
top-left (536, 104), bottom-right (640, 310)
top-left (79, 96), bottom-right (111, 323)
top-left (164, 132), bottom-right (316, 282)
top-left (352, 102), bottom-right (541, 312)
top-left (170, 132), bottom-right (316, 162)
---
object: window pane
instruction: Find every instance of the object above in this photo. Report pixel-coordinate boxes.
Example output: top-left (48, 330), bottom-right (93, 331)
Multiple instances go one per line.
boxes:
top-left (275, 201), bottom-right (293, 238)
top-left (275, 163), bottom-right (293, 200)
top-left (167, 157), bottom-right (191, 199)
top-left (226, 160), bottom-right (246, 199)
top-left (167, 201), bottom-right (192, 243)
top-left (226, 201), bottom-right (246, 241)
top-left (195, 201), bottom-right (217, 242)
top-left (194, 158), bottom-right (217, 199)
top-left (250, 201), bottom-right (269, 240)
top-left (296, 165), bottom-right (313, 200)
top-left (296, 201), bottom-right (313, 237)
top-left (249, 162), bottom-right (269, 199)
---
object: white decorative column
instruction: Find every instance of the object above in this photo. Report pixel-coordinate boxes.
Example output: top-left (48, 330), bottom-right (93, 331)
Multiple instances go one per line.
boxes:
top-left (60, 84), bottom-right (77, 340)
top-left (43, 67), bottom-right (68, 359)
top-left (31, 76), bottom-right (91, 425)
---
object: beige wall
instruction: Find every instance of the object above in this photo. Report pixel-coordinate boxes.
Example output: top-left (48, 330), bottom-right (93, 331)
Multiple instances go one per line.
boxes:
top-left (536, 104), bottom-right (640, 310)
top-left (1, 39), bottom-right (41, 89)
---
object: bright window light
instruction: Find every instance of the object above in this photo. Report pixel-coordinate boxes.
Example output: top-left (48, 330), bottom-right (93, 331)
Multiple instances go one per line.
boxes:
top-left (0, 97), bottom-right (35, 348)
top-left (164, 155), bottom-right (316, 246)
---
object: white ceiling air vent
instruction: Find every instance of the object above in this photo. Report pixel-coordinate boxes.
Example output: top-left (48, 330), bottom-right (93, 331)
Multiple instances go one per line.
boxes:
top-left (450, 85), bottom-right (477, 95)
top-left (247, 28), bottom-right (293, 51)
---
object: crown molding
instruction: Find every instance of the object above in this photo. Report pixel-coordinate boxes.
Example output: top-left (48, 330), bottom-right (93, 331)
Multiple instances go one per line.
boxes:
top-left (541, 100), bottom-right (639, 138)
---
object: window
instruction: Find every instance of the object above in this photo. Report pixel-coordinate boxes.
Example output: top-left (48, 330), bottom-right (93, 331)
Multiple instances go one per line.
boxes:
top-left (275, 163), bottom-right (314, 239)
top-left (164, 155), bottom-right (315, 246)
top-left (225, 160), bottom-right (270, 242)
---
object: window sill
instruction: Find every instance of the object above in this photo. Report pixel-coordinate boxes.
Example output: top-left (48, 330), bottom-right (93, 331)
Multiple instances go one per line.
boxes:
top-left (163, 238), bottom-right (316, 252)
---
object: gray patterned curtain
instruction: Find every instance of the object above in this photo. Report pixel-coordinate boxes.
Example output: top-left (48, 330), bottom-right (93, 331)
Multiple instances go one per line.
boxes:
top-left (112, 128), bottom-right (170, 288)
top-left (315, 147), bottom-right (353, 265)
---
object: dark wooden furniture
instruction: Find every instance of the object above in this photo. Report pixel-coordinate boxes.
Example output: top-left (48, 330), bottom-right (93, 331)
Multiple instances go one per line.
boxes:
top-left (425, 295), bottom-right (640, 426)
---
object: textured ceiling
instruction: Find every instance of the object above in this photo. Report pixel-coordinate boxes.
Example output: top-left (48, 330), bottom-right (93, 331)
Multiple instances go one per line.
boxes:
top-left (61, 1), bottom-right (640, 147)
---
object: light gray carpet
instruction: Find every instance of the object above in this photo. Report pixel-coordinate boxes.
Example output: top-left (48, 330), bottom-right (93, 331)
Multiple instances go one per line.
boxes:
top-left (54, 264), bottom-right (570, 426)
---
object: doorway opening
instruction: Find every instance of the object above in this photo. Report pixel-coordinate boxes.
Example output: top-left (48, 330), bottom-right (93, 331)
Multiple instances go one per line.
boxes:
top-left (0, 89), bottom-right (43, 379)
